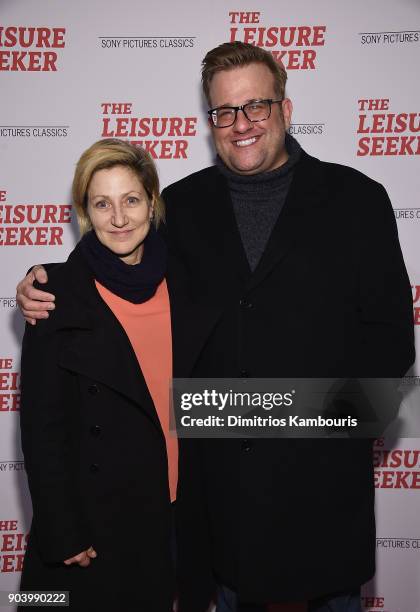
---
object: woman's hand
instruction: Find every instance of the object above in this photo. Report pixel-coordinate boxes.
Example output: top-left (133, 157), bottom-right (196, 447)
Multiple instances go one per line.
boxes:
top-left (64, 546), bottom-right (97, 567)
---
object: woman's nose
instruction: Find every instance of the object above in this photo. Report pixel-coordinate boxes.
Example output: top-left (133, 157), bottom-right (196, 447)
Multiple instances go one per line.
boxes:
top-left (111, 204), bottom-right (128, 227)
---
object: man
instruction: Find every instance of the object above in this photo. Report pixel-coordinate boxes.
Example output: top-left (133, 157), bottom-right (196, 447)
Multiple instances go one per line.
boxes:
top-left (17, 42), bottom-right (415, 612)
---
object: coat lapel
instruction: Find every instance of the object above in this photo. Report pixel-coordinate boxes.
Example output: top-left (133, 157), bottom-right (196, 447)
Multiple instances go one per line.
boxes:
top-left (168, 289), bottom-right (222, 378)
top-left (167, 155), bottom-right (329, 377)
top-left (50, 248), bottom-right (164, 436)
top-left (247, 151), bottom-right (328, 292)
top-left (193, 170), bottom-right (251, 285)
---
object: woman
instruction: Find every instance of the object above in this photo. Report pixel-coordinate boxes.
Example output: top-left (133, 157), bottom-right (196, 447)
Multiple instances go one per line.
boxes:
top-left (19, 139), bottom-right (177, 611)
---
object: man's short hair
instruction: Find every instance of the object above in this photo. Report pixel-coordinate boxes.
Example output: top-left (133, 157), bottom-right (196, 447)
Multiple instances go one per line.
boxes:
top-left (72, 138), bottom-right (164, 235)
top-left (201, 41), bottom-right (287, 105)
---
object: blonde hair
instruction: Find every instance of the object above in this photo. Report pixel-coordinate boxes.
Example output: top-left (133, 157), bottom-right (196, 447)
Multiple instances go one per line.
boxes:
top-left (72, 139), bottom-right (164, 235)
top-left (201, 41), bottom-right (287, 105)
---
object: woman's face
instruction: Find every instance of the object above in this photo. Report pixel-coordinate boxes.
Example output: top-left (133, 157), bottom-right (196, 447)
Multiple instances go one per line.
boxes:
top-left (87, 165), bottom-right (152, 265)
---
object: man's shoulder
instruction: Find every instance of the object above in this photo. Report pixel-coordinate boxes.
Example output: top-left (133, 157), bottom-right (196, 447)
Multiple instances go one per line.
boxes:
top-left (299, 152), bottom-right (392, 221)
top-left (162, 165), bottom-right (220, 197)
top-left (304, 151), bottom-right (383, 190)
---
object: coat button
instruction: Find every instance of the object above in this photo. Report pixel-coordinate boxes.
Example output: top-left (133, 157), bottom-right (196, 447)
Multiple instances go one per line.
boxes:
top-left (88, 385), bottom-right (99, 395)
top-left (241, 439), bottom-right (252, 452)
top-left (239, 299), bottom-right (253, 309)
top-left (90, 425), bottom-right (101, 437)
top-left (240, 370), bottom-right (250, 378)
top-left (90, 463), bottom-right (99, 473)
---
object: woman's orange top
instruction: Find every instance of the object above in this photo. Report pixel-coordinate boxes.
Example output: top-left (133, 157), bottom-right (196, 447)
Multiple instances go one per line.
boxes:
top-left (95, 279), bottom-right (177, 502)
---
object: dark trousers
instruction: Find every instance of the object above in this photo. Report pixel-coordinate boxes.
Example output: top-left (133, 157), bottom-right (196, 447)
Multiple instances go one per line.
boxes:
top-left (215, 585), bottom-right (363, 612)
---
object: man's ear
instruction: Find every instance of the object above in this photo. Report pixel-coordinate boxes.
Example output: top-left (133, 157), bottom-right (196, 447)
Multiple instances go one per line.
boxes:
top-left (281, 98), bottom-right (293, 130)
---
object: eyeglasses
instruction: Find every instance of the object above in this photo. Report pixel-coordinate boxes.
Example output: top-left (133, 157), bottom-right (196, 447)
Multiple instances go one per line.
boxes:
top-left (208, 98), bottom-right (283, 128)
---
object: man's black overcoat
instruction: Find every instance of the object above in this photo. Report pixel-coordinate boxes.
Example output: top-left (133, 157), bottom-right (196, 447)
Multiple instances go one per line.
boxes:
top-left (163, 150), bottom-right (415, 609)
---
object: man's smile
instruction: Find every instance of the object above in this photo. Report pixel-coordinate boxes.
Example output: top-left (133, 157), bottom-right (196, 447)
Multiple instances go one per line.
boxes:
top-left (233, 136), bottom-right (258, 147)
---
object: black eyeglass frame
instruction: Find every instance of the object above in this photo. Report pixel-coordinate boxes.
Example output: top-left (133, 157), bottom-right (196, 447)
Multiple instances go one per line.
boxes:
top-left (207, 98), bottom-right (283, 128)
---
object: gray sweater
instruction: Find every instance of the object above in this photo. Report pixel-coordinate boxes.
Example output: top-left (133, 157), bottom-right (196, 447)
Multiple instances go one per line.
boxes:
top-left (216, 133), bottom-right (301, 271)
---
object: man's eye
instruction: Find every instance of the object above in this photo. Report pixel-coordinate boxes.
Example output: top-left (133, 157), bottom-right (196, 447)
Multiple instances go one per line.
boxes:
top-left (247, 102), bottom-right (265, 111)
top-left (218, 108), bottom-right (234, 119)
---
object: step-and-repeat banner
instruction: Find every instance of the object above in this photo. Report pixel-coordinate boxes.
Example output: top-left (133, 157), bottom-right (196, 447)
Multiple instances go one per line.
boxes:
top-left (1, 1), bottom-right (419, 610)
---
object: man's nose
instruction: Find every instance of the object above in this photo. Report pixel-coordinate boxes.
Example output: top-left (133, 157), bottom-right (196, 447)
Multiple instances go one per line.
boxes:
top-left (233, 109), bottom-right (253, 133)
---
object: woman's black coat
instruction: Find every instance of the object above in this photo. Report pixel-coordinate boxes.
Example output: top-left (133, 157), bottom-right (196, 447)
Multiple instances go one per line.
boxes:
top-left (19, 244), bottom-right (174, 611)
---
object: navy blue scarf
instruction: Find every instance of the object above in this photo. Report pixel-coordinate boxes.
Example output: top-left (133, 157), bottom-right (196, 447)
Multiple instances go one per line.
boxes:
top-left (80, 227), bottom-right (167, 304)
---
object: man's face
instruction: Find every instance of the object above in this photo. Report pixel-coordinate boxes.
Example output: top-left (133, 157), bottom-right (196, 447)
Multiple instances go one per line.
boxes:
top-left (208, 63), bottom-right (292, 175)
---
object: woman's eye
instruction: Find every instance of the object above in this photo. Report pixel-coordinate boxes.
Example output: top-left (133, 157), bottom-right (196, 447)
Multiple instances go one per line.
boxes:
top-left (127, 197), bottom-right (139, 205)
top-left (95, 200), bottom-right (109, 209)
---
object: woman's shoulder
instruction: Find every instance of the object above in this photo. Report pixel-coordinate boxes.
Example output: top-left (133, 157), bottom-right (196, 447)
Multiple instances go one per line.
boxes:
top-left (35, 245), bottom-right (90, 297)
top-left (30, 246), bottom-right (93, 335)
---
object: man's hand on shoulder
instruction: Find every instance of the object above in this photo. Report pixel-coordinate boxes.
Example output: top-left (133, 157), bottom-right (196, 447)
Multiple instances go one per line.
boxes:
top-left (16, 265), bottom-right (55, 325)
top-left (64, 546), bottom-right (97, 568)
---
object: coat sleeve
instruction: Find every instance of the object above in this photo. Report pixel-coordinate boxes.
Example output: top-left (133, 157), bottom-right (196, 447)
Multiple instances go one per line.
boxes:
top-left (163, 186), bottom-right (216, 611)
top-left (176, 439), bottom-right (216, 612)
top-left (161, 187), bottom-right (193, 299)
top-left (353, 181), bottom-right (415, 434)
top-left (20, 320), bottom-right (92, 563)
top-left (357, 181), bottom-right (415, 377)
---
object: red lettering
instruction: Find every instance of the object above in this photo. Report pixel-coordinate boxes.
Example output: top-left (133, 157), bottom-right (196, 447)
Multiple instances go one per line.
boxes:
top-left (0, 521), bottom-right (17, 531)
top-left (1, 555), bottom-right (15, 572)
top-left (12, 51), bottom-right (27, 70)
top-left (357, 137), bottom-right (370, 156)
top-left (17, 227), bottom-right (34, 245)
top-left (296, 26), bottom-right (311, 46)
top-left (312, 26), bottom-right (326, 45)
top-left (184, 118), bottom-right (197, 136)
top-left (399, 135), bottom-right (417, 155)
top-left (48, 226), bottom-right (63, 245)
top-left (42, 51), bottom-right (57, 71)
top-left (11, 394), bottom-right (20, 411)
top-left (15, 554), bottom-right (24, 572)
top-left (287, 50), bottom-right (301, 69)
top-left (114, 118), bottom-right (129, 137)
top-left (27, 51), bottom-right (42, 70)
top-left (52, 28), bottom-right (66, 48)
top-left (58, 205), bottom-right (72, 223)
top-left (0, 50), bottom-right (58, 71)
top-left (357, 115), bottom-right (369, 133)
top-left (101, 117), bottom-right (114, 137)
top-left (271, 50), bottom-right (287, 68)
top-left (243, 28), bottom-right (257, 45)
top-left (174, 140), bottom-right (188, 159)
top-left (384, 136), bottom-right (400, 155)
top-left (380, 471), bottom-right (394, 488)
top-left (395, 471), bottom-right (410, 488)
top-left (1, 535), bottom-right (14, 552)
top-left (167, 118), bottom-right (182, 137)
top-left (301, 49), bottom-right (316, 69)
